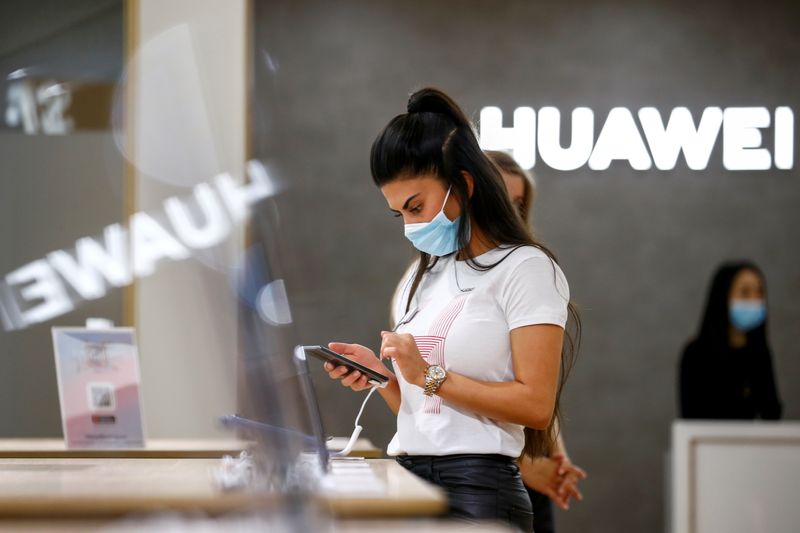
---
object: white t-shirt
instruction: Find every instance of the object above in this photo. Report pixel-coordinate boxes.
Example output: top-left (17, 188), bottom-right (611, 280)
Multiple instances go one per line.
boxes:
top-left (387, 245), bottom-right (570, 457)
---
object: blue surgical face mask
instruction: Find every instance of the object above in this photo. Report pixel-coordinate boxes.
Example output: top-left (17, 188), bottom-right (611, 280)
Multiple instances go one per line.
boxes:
top-left (729, 299), bottom-right (766, 332)
top-left (404, 186), bottom-right (463, 257)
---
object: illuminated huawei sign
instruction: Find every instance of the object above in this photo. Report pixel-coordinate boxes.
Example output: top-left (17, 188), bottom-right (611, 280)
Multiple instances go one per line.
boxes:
top-left (479, 106), bottom-right (794, 171)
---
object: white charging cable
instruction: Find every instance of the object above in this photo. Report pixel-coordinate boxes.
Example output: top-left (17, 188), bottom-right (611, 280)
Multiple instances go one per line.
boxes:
top-left (331, 385), bottom-right (380, 457)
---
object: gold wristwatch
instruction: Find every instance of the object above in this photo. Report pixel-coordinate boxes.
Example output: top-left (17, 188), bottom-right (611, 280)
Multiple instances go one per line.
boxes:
top-left (423, 365), bottom-right (447, 396)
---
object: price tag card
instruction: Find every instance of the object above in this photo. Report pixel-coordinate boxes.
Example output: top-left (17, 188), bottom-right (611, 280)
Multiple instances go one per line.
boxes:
top-left (51, 327), bottom-right (145, 448)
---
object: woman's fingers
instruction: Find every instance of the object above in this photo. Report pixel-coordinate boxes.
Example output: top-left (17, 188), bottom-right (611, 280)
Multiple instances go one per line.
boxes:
top-left (328, 341), bottom-right (356, 354)
top-left (557, 474), bottom-right (584, 502)
top-left (340, 370), bottom-right (362, 387)
top-left (329, 342), bottom-right (373, 361)
top-left (379, 333), bottom-right (391, 357)
top-left (325, 363), bottom-right (356, 387)
top-left (344, 373), bottom-right (371, 391)
top-left (554, 496), bottom-right (570, 510)
top-left (562, 483), bottom-right (582, 503)
top-left (381, 346), bottom-right (397, 360)
top-left (380, 331), bottom-right (401, 355)
top-left (541, 486), bottom-right (560, 503)
top-left (331, 365), bottom-right (350, 378)
top-left (543, 487), bottom-right (569, 510)
top-left (325, 362), bottom-right (369, 390)
top-left (557, 475), bottom-right (572, 495)
top-left (558, 465), bottom-right (587, 488)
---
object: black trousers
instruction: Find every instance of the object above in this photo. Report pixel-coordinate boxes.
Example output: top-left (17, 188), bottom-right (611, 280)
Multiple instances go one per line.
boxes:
top-left (527, 487), bottom-right (555, 533)
top-left (396, 454), bottom-right (534, 532)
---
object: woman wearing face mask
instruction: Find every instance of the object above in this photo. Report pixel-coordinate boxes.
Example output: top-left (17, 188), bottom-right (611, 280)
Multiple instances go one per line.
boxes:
top-left (679, 261), bottom-right (782, 420)
top-left (324, 88), bottom-right (579, 532)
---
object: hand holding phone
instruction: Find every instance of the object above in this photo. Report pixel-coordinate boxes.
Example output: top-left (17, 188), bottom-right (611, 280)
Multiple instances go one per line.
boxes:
top-left (304, 344), bottom-right (391, 390)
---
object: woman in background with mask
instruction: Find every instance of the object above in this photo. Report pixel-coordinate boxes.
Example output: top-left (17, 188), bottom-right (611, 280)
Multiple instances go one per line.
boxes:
top-left (487, 150), bottom-right (536, 227)
top-left (487, 150), bottom-right (586, 533)
top-left (325, 87), bottom-right (579, 532)
top-left (679, 261), bottom-right (782, 419)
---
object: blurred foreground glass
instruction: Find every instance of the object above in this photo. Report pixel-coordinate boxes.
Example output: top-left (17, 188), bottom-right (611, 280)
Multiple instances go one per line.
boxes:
top-left (0, 2), bottom-right (333, 529)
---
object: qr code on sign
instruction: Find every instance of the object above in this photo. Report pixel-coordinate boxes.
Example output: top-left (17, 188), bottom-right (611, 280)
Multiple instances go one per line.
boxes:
top-left (87, 382), bottom-right (116, 411)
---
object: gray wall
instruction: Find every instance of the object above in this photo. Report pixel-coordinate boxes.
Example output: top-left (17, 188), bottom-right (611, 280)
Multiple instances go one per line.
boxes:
top-left (253, 1), bottom-right (800, 532)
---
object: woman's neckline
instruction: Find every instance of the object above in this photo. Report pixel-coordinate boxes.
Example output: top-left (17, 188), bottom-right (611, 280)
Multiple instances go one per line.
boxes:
top-left (454, 244), bottom-right (527, 265)
top-left (454, 244), bottom-right (518, 262)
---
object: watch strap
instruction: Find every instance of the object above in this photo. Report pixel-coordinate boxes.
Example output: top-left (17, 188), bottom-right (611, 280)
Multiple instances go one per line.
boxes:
top-left (423, 365), bottom-right (446, 397)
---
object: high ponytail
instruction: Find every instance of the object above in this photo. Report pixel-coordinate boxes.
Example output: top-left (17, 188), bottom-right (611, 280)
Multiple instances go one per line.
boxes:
top-left (406, 88), bottom-right (473, 132)
top-left (371, 87), bottom-right (581, 459)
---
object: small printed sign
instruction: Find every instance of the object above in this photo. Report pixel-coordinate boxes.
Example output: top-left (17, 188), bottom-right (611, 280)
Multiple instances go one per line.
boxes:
top-left (51, 327), bottom-right (145, 448)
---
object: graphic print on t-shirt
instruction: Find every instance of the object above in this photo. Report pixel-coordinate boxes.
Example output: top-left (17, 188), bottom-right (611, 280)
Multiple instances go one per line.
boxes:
top-left (414, 293), bottom-right (468, 414)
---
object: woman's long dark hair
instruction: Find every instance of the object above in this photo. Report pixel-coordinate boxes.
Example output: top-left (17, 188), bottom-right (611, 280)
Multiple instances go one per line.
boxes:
top-left (370, 87), bottom-right (581, 458)
top-left (695, 261), bottom-right (769, 351)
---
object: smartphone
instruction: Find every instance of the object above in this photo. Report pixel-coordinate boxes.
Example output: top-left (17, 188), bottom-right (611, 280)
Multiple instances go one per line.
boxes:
top-left (302, 345), bottom-right (389, 387)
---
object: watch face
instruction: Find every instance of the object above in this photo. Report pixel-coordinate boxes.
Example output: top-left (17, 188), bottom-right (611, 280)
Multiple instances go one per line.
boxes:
top-left (428, 365), bottom-right (446, 380)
